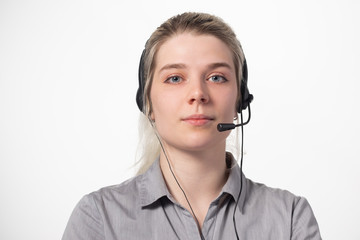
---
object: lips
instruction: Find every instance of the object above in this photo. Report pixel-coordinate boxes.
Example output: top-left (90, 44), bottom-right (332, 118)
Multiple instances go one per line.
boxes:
top-left (182, 114), bottom-right (214, 126)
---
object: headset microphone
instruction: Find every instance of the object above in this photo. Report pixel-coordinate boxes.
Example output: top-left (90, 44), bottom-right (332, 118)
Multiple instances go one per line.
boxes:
top-left (217, 104), bottom-right (252, 132)
top-left (217, 123), bottom-right (237, 132)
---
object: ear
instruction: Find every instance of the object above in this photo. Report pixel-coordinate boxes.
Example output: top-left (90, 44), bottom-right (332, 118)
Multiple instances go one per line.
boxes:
top-left (150, 111), bottom-right (155, 122)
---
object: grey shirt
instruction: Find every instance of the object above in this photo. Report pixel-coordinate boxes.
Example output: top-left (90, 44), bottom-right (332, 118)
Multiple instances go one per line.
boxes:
top-left (62, 158), bottom-right (321, 240)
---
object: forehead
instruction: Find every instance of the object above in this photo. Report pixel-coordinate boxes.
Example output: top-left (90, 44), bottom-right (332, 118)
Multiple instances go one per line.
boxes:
top-left (155, 33), bottom-right (235, 70)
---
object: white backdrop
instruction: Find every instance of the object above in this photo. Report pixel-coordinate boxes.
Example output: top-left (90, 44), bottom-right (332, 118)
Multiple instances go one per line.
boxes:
top-left (1, 0), bottom-right (359, 239)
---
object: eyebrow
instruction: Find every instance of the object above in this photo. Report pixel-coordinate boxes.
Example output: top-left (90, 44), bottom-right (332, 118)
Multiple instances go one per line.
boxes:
top-left (159, 63), bottom-right (187, 72)
top-left (207, 62), bottom-right (232, 70)
top-left (158, 62), bottom-right (232, 73)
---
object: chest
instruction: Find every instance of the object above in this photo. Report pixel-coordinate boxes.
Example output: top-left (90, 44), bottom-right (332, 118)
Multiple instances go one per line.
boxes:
top-left (101, 198), bottom-right (291, 240)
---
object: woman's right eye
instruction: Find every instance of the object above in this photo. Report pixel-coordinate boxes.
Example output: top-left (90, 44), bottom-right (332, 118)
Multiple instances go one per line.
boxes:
top-left (165, 76), bottom-right (182, 84)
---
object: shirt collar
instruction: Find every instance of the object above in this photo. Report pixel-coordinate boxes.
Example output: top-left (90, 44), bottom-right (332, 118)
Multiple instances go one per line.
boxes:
top-left (139, 154), bottom-right (247, 212)
top-left (219, 153), bottom-right (247, 213)
top-left (139, 157), bottom-right (169, 207)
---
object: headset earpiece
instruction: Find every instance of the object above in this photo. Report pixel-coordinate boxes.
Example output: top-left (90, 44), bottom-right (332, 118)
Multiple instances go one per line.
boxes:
top-left (136, 49), bottom-right (146, 112)
top-left (238, 59), bottom-right (254, 113)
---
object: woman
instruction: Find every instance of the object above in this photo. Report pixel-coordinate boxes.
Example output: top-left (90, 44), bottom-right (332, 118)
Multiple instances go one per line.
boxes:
top-left (62, 12), bottom-right (321, 240)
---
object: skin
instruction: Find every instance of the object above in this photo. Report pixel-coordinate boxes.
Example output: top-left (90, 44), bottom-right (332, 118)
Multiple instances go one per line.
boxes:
top-left (150, 32), bottom-right (238, 227)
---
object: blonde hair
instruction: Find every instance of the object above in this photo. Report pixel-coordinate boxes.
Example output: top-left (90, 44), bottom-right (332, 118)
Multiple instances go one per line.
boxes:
top-left (135, 12), bottom-right (245, 174)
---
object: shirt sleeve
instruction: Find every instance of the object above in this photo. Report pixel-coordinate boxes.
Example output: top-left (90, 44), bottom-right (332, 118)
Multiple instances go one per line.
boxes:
top-left (291, 197), bottom-right (322, 240)
top-left (62, 194), bottom-right (105, 240)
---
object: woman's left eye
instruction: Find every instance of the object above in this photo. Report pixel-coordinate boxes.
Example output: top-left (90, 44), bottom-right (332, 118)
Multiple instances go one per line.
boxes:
top-left (208, 75), bottom-right (227, 83)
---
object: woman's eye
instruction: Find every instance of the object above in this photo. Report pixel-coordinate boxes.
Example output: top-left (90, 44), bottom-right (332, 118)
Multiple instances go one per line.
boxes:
top-left (165, 76), bottom-right (183, 84)
top-left (208, 75), bottom-right (227, 83)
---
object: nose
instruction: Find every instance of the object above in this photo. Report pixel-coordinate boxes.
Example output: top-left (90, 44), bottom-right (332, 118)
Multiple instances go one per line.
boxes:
top-left (188, 79), bottom-right (209, 105)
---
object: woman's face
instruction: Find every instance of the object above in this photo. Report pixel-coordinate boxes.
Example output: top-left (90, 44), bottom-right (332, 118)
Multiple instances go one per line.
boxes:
top-left (150, 32), bottom-right (238, 152)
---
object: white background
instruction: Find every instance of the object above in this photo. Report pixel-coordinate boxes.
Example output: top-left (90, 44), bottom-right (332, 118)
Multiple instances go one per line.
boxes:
top-left (1, 0), bottom-right (359, 239)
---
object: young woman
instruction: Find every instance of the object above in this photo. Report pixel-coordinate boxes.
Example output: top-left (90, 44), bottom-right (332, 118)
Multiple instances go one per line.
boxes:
top-left (62, 12), bottom-right (321, 240)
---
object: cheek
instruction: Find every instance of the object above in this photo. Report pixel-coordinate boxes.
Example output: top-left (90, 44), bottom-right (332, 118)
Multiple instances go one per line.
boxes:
top-left (221, 89), bottom-right (238, 116)
top-left (150, 91), bottom-right (177, 121)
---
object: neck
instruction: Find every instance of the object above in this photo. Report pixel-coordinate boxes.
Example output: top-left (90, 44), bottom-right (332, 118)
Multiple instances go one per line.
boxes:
top-left (159, 143), bottom-right (229, 227)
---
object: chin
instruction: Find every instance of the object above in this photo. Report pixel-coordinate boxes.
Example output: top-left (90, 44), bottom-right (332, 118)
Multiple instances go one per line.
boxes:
top-left (179, 133), bottom-right (227, 151)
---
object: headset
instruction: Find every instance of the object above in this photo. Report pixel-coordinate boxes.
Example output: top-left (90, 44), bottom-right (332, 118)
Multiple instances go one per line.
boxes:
top-left (136, 46), bottom-right (253, 240)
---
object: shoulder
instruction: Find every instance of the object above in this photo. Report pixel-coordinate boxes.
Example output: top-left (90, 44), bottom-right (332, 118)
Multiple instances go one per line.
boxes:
top-left (244, 177), bottom-right (312, 216)
top-left (87, 174), bottom-right (144, 209)
top-left (243, 178), bottom-right (322, 239)
top-left (62, 175), bottom-right (145, 240)
top-left (245, 178), bottom-right (301, 207)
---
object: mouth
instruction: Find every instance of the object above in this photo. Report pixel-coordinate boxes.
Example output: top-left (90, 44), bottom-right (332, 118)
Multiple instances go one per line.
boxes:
top-left (182, 114), bottom-right (215, 126)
